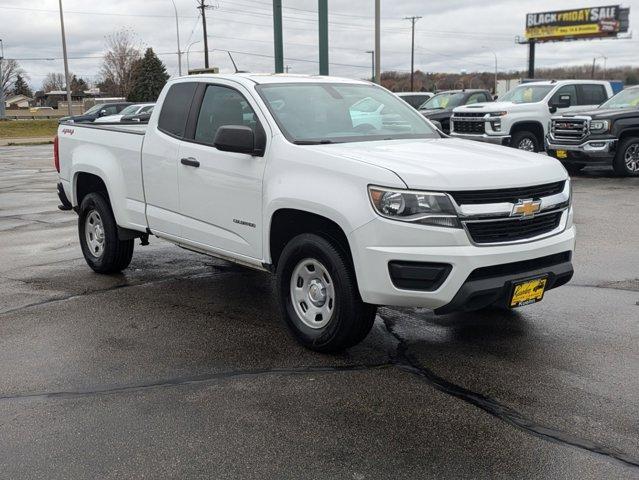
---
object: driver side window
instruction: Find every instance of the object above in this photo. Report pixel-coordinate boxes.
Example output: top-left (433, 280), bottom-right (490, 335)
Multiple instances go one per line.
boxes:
top-left (194, 85), bottom-right (257, 145)
top-left (550, 85), bottom-right (577, 107)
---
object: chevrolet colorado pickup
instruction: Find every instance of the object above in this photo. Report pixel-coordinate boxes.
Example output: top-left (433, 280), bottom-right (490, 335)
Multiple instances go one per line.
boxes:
top-left (547, 85), bottom-right (639, 176)
top-left (55, 74), bottom-right (575, 352)
top-left (450, 80), bottom-right (613, 152)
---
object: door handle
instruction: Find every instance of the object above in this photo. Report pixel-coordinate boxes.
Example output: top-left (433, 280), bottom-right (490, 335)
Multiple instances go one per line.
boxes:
top-left (180, 157), bottom-right (200, 168)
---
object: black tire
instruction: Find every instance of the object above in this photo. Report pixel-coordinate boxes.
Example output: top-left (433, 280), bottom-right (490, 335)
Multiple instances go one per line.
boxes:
top-left (78, 192), bottom-right (134, 273)
top-left (613, 137), bottom-right (639, 177)
top-left (511, 130), bottom-right (541, 153)
top-left (563, 163), bottom-right (585, 175)
top-left (276, 233), bottom-right (377, 353)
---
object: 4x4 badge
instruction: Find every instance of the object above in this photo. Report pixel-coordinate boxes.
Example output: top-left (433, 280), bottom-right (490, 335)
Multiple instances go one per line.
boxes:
top-left (511, 199), bottom-right (541, 218)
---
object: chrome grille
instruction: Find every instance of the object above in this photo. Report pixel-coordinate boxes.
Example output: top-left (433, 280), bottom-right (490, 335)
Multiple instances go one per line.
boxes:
top-left (550, 118), bottom-right (588, 142)
top-left (449, 181), bottom-right (565, 205)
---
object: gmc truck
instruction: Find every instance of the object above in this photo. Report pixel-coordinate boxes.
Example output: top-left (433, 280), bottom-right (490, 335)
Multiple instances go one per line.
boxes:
top-left (450, 80), bottom-right (613, 152)
top-left (55, 74), bottom-right (575, 352)
top-left (546, 85), bottom-right (639, 176)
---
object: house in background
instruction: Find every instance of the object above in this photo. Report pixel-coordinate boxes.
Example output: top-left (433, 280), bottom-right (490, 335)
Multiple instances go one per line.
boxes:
top-left (4, 94), bottom-right (33, 109)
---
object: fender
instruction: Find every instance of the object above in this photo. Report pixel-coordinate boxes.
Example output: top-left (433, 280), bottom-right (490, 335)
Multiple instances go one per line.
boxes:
top-left (70, 139), bottom-right (146, 231)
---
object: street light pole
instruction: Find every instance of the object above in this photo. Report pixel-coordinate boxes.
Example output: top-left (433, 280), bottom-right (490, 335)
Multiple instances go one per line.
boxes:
top-left (366, 50), bottom-right (374, 82)
top-left (0, 39), bottom-right (5, 119)
top-left (186, 41), bottom-right (201, 72)
top-left (482, 46), bottom-right (498, 95)
top-left (58, 0), bottom-right (73, 116)
top-left (169, 0), bottom-right (182, 76)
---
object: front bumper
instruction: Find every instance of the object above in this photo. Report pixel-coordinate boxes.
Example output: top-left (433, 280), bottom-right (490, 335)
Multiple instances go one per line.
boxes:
top-left (449, 132), bottom-right (511, 145)
top-left (350, 216), bottom-right (575, 311)
top-left (546, 136), bottom-right (616, 164)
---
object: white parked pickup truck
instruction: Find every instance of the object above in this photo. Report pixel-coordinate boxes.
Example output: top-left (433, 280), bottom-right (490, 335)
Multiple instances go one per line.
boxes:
top-left (450, 80), bottom-right (613, 152)
top-left (55, 74), bottom-right (575, 352)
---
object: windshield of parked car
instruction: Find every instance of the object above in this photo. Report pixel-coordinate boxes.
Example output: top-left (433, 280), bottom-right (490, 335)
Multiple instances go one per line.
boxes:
top-left (119, 105), bottom-right (142, 115)
top-left (599, 88), bottom-right (639, 109)
top-left (419, 92), bottom-right (464, 110)
top-left (500, 85), bottom-right (554, 104)
top-left (256, 83), bottom-right (437, 144)
top-left (83, 104), bottom-right (104, 115)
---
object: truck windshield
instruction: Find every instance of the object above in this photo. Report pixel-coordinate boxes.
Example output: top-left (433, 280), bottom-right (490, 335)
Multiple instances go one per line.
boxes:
top-left (500, 85), bottom-right (554, 104)
top-left (84, 104), bottom-right (104, 115)
top-left (420, 92), bottom-right (464, 110)
top-left (256, 83), bottom-right (437, 144)
top-left (599, 88), bottom-right (639, 109)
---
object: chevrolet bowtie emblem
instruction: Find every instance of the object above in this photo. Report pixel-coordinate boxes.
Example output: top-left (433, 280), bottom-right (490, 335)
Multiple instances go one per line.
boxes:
top-left (511, 199), bottom-right (542, 218)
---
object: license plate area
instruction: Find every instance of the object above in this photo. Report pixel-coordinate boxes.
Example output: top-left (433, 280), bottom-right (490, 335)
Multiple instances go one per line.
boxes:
top-left (556, 149), bottom-right (568, 159)
top-left (509, 276), bottom-right (548, 308)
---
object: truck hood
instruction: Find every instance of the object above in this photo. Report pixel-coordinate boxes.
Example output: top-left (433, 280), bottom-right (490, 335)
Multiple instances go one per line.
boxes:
top-left (454, 101), bottom-right (536, 113)
top-left (554, 107), bottom-right (639, 120)
top-left (307, 138), bottom-right (566, 191)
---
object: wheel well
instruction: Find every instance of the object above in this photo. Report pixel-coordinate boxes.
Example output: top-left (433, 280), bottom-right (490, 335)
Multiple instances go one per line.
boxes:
top-left (75, 172), bottom-right (108, 206)
top-left (618, 129), bottom-right (639, 144)
top-left (511, 122), bottom-right (545, 145)
top-left (269, 209), bottom-right (351, 268)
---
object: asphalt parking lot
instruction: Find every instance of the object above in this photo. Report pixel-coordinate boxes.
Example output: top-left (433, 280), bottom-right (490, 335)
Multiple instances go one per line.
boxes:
top-left (1, 144), bottom-right (638, 479)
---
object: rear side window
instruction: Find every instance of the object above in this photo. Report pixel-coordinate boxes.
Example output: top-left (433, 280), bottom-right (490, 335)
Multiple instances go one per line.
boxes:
top-left (579, 84), bottom-right (608, 105)
top-left (550, 85), bottom-right (577, 105)
top-left (158, 82), bottom-right (197, 137)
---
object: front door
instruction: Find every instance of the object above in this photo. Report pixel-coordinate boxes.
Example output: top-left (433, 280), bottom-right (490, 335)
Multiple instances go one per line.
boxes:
top-left (177, 83), bottom-right (267, 260)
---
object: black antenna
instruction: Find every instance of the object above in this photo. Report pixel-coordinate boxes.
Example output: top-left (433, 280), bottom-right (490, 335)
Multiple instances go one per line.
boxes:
top-left (226, 51), bottom-right (248, 73)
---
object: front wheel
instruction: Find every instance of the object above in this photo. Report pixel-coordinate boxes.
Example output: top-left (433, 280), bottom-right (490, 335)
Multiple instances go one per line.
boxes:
top-left (613, 137), bottom-right (639, 177)
top-left (78, 193), bottom-right (134, 273)
top-left (511, 130), bottom-right (541, 153)
top-left (276, 233), bottom-right (377, 353)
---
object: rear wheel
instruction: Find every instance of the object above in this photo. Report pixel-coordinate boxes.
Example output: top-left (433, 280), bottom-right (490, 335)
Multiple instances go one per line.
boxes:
top-left (511, 130), bottom-right (541, 153)
top-left (276, 233), bottom-right (376, 353)
top-left (613, 137), bottom-right (639, 177)
top-left (78, 193), bottom-right (134, 273)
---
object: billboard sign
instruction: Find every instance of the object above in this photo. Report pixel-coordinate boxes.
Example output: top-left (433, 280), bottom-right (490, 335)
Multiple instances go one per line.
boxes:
top-left (525, 5), bottom-right (629, 42)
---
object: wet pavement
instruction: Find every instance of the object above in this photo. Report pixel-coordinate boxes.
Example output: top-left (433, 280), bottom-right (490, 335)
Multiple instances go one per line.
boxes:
top-left (0, 145), bottom-right (638, 479)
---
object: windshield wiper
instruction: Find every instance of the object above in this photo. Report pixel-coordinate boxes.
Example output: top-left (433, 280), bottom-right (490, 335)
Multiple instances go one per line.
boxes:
top-left (293, 139), bottom-right (335, 145)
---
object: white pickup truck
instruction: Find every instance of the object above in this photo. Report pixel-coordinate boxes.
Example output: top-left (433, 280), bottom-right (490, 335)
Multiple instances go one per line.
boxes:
top-left (450, 80), bottom-right (613, 152)
top-left (55, 74), bottom-right (575, 352)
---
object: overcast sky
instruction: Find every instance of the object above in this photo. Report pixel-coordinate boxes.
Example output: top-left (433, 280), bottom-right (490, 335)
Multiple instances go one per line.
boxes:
top-left (1, 0), bottom-right (638, 89)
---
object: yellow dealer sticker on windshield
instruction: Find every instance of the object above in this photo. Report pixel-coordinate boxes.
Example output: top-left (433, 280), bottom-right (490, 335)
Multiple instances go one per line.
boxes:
top-left (510, 277), bottom-right (548, 308)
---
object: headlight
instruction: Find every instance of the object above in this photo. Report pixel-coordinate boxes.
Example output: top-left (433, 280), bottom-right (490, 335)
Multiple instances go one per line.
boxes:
top-left (488, 111), bottom-right (507, 117)
top-left (589, 120), bottom-right (609, 132)
top-left (368, 186), bottom-right (460, 228)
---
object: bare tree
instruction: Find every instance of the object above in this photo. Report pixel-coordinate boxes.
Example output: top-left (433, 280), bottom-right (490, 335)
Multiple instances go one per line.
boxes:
top-left (42, 72), bottom-right (67, 92)
top-left (1, 58), bottom-right (26, 98)
top-left (99, 29), bottom-right (141, 97)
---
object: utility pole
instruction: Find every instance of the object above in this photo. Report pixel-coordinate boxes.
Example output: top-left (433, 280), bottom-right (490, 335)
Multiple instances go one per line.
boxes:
top-left (197, 0), bottom-right (210, 68)
top-left (285, 65), bottom-right (291, 73)
top-left (273, 0), bottom-right (284, 73)
top-left (169, 0), bottom-right (182, 76)
top-left (318, 0), bottom-right (328, 75)
top-left (404, 16), bottom-right (422, 91)
top-left (0, 39), bottom-right (5, 119)
top-left (374, 0), bottom-right (380, 84)
top-left (58, 0), bottom-right (72, 116)
top-left (527, 40), bottom-right (535, 78)
top-left (366, 50), bottom-right (374, 82)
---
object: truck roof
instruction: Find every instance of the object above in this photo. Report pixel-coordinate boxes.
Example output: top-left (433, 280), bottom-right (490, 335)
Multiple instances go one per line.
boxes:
top-left (523, 79), bottom-right (611, 86)
top-left (176, 73), bottom-right (371, 86)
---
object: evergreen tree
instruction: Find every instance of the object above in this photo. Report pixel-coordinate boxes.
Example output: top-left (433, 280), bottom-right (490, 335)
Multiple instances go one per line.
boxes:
top-left (127, 48), bottom-right (169, 102)
top-left (12, 74), bottom-right (33, 97)
top-left (70, 75), bottom-right (89, 94)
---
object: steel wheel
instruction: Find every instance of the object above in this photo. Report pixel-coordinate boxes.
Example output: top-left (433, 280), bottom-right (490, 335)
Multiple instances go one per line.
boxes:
top-left (518, 138), bottom-right (535, 151)
top-left (84, 210), bottom-right (105, 258)
top-left (624, 144), bottom-right (639, 172)
top-left (290, 258), bottom-right (335, 329)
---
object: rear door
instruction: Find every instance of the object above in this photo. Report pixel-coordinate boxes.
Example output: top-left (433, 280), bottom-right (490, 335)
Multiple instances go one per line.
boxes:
top-left (176, 82), bottom-right (268, 259)
top-left (142, 81), bottom-right (198, 237)
top-left (577, 84), bottom-right (609, 109)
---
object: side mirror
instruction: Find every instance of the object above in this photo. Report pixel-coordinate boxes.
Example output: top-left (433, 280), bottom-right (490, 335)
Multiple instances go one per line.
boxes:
top-left (99, 109), bottom-right (107, 116)
top-left (214, 125), bottom-right (256, 155)
top-left (551, 94), bottom-right (572, 110)
top-left (493, 95), bottom-right (499, 101)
